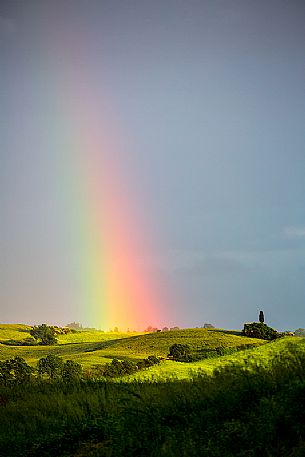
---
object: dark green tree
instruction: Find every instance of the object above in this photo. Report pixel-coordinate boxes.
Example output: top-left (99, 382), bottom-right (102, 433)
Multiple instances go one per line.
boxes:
top-left (147, 355), bottom-right (160, 365)
top-left (103, 359), bottom-right (138, 378)
top-left (259, 310), bottom-right (265, 323)
top-left (243, 322), bottom-right (278, 340)
top-left (0, 357), bottom-right (33, 385)
top-left (62, 360), bottom-right (82, 382)
top-left (37, 354), bottom-right (63, 380)
top-left (169, 343), bottom-right (192, 361)
top-left (30, 324), bottom-right (57, 345)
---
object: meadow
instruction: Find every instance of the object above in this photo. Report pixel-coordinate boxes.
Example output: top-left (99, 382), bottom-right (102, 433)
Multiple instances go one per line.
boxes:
top-left (1, 324), bottom-right (305, 456)
top-left (0, 324), bottom-right (264, 371)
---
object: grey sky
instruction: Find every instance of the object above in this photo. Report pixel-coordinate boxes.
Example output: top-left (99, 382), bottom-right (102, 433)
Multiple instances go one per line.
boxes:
top-left (1, 0), bottom-right (305, 330)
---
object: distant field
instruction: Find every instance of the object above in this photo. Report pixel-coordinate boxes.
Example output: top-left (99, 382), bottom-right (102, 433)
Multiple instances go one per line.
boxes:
top-left (0, 324), bottom-right (266, 373)
top-left (94, 327), bottom-right (265, 358)
top-left (0, 324), bottom-right (32, 342)
top-left (0, 325), bottom-right (144, 367)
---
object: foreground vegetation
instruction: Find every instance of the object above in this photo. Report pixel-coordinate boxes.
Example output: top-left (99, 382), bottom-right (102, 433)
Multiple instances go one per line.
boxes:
top-left (1, 324), bottom-right (304, 456)
top-left (0, 337), bottom-right (305, 456)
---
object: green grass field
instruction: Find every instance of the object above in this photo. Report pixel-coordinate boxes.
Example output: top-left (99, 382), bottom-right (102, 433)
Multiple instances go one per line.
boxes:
top-left (1, 326), bottom-right (305, 457)
top-left (0, 324), bottom-right (32, 341)
top-left (0, 324), bottom-right (266, 372)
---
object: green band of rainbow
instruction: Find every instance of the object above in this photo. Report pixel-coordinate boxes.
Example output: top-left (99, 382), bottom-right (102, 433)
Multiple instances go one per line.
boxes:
top-left (46, 31), bottom-right (170, 330)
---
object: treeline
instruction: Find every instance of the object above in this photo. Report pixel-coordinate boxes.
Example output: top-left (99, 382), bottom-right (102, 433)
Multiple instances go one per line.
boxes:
top-left (0, 354), bottom-right (161, 385)
top-left (3, 324), bottom-right (76, 347)
top-left (168, 342), bottom-right (256, 362)
top-left (0, 355), bottom-right (82, 384)
top-left (87, 355), bottom-right (160, 379)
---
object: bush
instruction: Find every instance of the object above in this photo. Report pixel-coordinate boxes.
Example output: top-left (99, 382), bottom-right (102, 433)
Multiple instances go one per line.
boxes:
top-left (37, 354), bottom-right (63, 380)
top-left (0, 357), bottom-right (33, 385)
top-left (101, 355), bottom-right (160, 378)
top-left (147, 355), bottom-right (160, 365)
top-left (243, 322), bottom-right (279, 340)
top-left (62, 360), bottom-right (82, 382)
top-left (30, 324), bottom-right (57, 345)
top-left (168, 343), bottom-right (196, 362)
top-left (103, 359), bottom-right (138, 378)
top-left (50, 326), bottom-right (71, 335)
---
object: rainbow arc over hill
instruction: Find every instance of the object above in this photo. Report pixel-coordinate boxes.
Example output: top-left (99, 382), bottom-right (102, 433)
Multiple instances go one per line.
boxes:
top-left (49, 38), bottom-right (170, 331)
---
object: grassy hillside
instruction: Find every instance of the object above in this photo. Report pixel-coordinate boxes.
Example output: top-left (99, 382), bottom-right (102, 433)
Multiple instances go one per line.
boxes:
top-left (0, 324), bottom-right (265, 370)
top-left (92, 327), bottom-right (265, 358)
top-left (1, 336), bottom-right (305, 457)
top-left (0, 325), bottom-right (143, 367)
top-left (0, 324), bottom-right (32, 342)
top-left (123, 335), bottom-right (302, 381)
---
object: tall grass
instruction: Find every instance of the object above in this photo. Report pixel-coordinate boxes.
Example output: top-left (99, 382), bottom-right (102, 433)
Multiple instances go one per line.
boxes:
top-left (1, 338), bottom-right (305, 456)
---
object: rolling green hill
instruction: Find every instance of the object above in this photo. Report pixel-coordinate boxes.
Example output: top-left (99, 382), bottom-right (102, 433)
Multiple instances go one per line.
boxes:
top-left (0, 333), bottom-right (305, 457)
top-left (0, 324), bottom-right (32, 342)
top-left (122, 335), bottom-right (303, 381)
top-left (86, 327), bottom-right (265, 358)
top-left (0, 324), bottom-right (266, 372)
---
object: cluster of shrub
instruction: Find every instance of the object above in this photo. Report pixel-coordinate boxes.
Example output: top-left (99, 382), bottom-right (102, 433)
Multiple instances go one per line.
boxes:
top-left (168, 343), bottom-right (254, 362)
top-left (242, 322), bottom-right (294, 340)
top-left (4, 324), bottom-right (76, 347)
top-left (87, 355), bottom-right (161, 378)
top-left (0, 355), bottom-right (82, 385)
top-left (50, 326), bottom-right (74, 335)
top-left (0, 354), bottom-right (161, 384)
top-left (167, 321), bottom-right (297, 363)
top-left (29, 324), bottom-right (75, 345)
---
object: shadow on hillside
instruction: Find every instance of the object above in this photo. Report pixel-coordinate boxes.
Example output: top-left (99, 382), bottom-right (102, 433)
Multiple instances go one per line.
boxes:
top-left (83, 334), bottom-right (146, 353)
top-left (211, 329), bottom-right (243, 336)
top-left (0, 339), bottom-right (36, 346)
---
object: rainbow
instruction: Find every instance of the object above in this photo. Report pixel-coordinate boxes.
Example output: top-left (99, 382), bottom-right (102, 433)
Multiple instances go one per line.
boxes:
top-left (48, 35), bottom-right (170, 331)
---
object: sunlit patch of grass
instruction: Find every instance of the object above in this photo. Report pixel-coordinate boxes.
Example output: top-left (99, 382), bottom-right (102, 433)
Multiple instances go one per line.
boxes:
top-left (56, 330), bottom-right (143, 345)
top-left (0, 324), bottom-right (32, 342)
top-left (119, 336), bottom-right (305, 382)
top-left (88, 328), bottom-right (266, 359)
top-left (0, 326), bottom-right (266, 370)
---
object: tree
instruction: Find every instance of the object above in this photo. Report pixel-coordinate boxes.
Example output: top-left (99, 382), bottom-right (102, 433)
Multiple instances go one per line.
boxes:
top-left (243, 322), bottom-right (278, 340)
top-left (0, 357), bottom-right (33, 385)
top-left (259, 310), bottom-right (265, 323)
top-left (62, 360), bottom-right (82, 382)
top-left (169, 343), bottom-right (192, 361)
top-left (30, 324), bottom-right (57, 345)
top-left (37, 354), bottom-right (63, 380)
top-left (146, 355), bottom-right (160, 365)
top-left (145, 326), bottom-right (153, 332)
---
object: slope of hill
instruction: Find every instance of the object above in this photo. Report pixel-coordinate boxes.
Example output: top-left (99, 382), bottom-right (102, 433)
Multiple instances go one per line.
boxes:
top-left (122, 335), bottom-right (302, 381)
top-left (0, 324), bottom-right (32, 342)
top-left (87, 327), bottom-right (265, 359)
top-left (0, 324), bottom-right (266, 370)
top-left (0, 336), bottom-right (305, 457)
